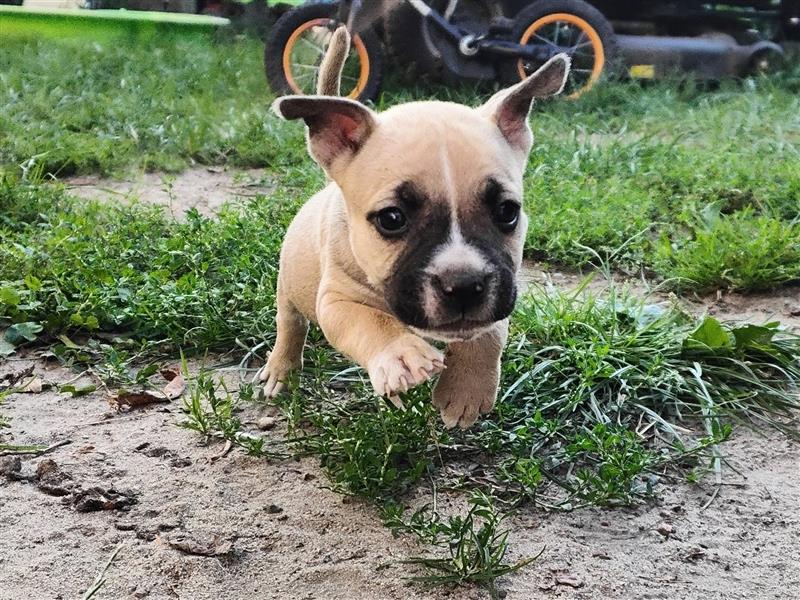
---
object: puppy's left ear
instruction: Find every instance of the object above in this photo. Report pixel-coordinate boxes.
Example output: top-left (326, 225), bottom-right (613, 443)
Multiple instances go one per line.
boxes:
top-left (272, 96), bottom-right (377, 177)
top-left (479, 53), bottom-right (570, 151)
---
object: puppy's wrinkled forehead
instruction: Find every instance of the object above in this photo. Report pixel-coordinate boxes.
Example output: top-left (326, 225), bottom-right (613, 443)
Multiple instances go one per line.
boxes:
top-left (343, 101), bottom-right (524, 208)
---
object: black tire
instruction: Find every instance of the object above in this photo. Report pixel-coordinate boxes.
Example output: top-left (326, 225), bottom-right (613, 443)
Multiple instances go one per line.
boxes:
top-left (264, 2), bottom-right (383, 103)
top-left (499, 0), bottom-right (618, 97)
top-left (384, 0), bottom-right (504, 80)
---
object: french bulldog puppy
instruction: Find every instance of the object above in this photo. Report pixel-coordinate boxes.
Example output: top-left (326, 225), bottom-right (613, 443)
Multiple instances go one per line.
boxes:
top-left (261, 48), bottom-right (570, 428)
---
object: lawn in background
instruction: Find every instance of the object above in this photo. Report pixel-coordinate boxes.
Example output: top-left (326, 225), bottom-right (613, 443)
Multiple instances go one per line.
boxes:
top-left (2, 35), bottom-right (799, 291)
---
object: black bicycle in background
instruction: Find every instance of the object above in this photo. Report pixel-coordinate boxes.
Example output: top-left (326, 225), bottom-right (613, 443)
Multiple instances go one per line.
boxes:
top-left (264, 0), bottom-right (800, 102)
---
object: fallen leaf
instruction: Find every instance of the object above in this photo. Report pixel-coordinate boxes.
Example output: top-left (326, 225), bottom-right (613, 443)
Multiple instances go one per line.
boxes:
top-left (0, 338), bottom-right (15, 357)
top-left (4, 321), bottom-right (43, 345)
top-left (160, 368), bottom-right (180, 382)
top-left (36, 459), bottom-right (75, 496)
top-left (162, 374), bottom-right (186, 400)
top-left (56, 334), bottom-right (82, 349)
top-left (159, 532), bottom-right (233, 557)
top-left (59, 384), bottom-right (97, 397)
top-left (0, 366), bottom-right (34, 390)
top-left (18, 376), bottom-right (43, 394)
top-left (110, 390), bottom-right (169, 410)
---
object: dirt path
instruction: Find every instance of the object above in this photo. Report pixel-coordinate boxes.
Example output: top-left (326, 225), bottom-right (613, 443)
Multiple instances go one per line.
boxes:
top-left (1, 171), bottom-right (798, 599)
top-left (65, 168), bottom-right (273, 220)
top-left (1, 356), bottom-right (798, 600)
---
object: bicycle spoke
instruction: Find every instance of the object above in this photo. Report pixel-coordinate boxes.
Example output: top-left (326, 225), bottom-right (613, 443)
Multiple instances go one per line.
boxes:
top-left (299, 35), bottom-right (326, 55)
top-left (533, 33), bottom-right (559, 48)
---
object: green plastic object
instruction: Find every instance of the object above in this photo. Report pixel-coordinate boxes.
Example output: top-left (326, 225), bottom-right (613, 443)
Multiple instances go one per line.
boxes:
top-left (0, 6), bottom-right (230, 42)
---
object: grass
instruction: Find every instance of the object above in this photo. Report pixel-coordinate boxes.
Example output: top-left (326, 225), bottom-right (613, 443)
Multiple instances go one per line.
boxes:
top-left (2, 33), bottom-right (800, 596)
top-left (0, 35), bottom-right (306, 176)
top-left (0, 176), bottom-right (298, 351)
top-left (2, 36), bottom-right (800, 290)
top-left (1, 177), bottom-right (799, 594)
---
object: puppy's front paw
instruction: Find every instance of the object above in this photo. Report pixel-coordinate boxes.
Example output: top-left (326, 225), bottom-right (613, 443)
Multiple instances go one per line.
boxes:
top-left (258, 354), bottom-right (299, 398)
top-left (432, 368), bottom-right (496, 429)
top-left (367, 335), bottom-right (445, 399)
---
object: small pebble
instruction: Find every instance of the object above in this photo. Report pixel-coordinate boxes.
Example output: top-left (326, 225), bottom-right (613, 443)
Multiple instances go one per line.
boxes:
top-left (656, 522), bottom-right (674, 537)
top-left (257, 417), bottom-right (277, 431)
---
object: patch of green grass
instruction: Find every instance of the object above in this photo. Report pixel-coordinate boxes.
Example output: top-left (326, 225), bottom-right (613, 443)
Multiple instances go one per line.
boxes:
top-left (0, 176), bottom-right (301, 352)
top-left (2, 37), bottom-right (800, 290)
top-left (0, 36), bottom-right (306, 176)
top-left (474, 286), bottom-right (798, 507)
top-left (654, 208), bottom-right (800, 291)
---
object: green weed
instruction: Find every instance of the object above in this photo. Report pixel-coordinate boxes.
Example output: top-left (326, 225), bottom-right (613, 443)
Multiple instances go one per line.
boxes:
top-left (181, 369), bottom-right (282, 458)
top-left (389, 492), bottom-right (542, 600)
top-left (471, 286), bottom-right (799, 507)
top-left (276, 354), bottom-right (440, 499)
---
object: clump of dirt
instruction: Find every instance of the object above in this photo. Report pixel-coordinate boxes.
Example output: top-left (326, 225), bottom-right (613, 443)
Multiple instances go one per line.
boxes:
top-left (71, 486), bottom-right (137, 513)
top-left (36, 458), bottom-right (75, 496)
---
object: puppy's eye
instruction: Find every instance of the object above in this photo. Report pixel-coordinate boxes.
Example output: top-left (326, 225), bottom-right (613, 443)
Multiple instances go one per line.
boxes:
top-left (374, 206), bottom-right (408, 236)
top-left (493, 201), bottom-right (520, 233)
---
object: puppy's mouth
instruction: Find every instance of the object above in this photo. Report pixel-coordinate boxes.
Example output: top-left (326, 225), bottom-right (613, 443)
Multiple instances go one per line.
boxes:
top-left (430, 317), bottom-right (490, 332)
top-left (413, 317), bottom-right (495, 343)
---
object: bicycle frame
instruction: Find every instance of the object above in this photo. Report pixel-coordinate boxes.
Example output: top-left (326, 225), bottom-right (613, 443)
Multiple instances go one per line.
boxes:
top-left (339, 0), bottom-right (559, 62)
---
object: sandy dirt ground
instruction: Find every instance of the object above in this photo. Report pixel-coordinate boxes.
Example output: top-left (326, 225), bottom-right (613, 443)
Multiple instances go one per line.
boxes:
top-left (65, 168), bottom-right (273, 220)
top-left (1, 172), bottom-right (798, 600)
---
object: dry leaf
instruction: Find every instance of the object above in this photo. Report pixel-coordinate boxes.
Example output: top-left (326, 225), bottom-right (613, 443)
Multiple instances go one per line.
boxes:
top-left (162, 374), bottom-right (186, 400)
top-left (110, 390), bottom-right (169, 410)
top-left (158, 532), bottom-right (232, 557)
top-left (0, 365), bottom-right (34, 390)
top-left (18, 376), bottom-right (43, 394)
top-left (159, 368), bottom-right (179, 381)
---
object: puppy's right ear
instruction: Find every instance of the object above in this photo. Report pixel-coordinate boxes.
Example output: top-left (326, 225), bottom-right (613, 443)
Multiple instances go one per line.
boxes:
top-left (272, 96), bottom-right (377, 175)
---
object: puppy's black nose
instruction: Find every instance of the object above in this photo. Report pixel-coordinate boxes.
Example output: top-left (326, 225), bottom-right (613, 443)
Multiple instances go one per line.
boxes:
top-left (435, 272), bottom-right (488, 311)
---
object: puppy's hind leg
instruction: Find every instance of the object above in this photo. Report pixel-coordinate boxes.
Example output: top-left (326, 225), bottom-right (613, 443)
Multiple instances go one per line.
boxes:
top-left (260, 287), bottom-right (308, 398)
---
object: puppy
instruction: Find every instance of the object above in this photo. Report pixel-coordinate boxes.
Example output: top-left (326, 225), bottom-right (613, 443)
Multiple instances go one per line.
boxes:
top-left (261, 38), bottom-right (570, 428)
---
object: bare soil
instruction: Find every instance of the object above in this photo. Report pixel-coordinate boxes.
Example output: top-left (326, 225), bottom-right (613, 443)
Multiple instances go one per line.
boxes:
top-left (1, 172), bottom-right (798, 600)
top-left (65, 168), bottom-right (273, 220)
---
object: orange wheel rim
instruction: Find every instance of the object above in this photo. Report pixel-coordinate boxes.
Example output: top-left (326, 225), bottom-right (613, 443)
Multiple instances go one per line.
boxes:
top-left (282, 18), bottom-right (370, 99)
top-left (517, 13), bottom-right (605, 99)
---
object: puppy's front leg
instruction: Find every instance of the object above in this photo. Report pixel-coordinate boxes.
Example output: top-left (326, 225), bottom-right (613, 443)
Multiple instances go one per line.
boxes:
top-left (318, 290), bottom-right (445, 399)
top-left (433, 320), bottom-right (509, 429)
